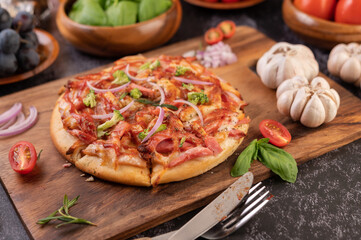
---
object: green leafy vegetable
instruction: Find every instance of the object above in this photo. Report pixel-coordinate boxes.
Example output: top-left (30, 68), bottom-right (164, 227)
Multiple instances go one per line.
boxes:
top-left (139, 59), bottom-right (160, 71)
top-left (135, 98), bottom-right (178, 110)
top-left (182, 83), bottom-right (194, 91)
top-left (106, 1), bottom-right (138, 26)
top-left (160, 104), bottom-right (178, 111)
top-left (119, 92), bottom-right (128, 100)
top-left (37, 195), bottom-right (95, 228)
top-left (112, 70), bottom-right (130, 85)
top-left (175, 65), bottom-right (191, 76)
top-left (231, 139), bottom-right (258, 177)
top-left (69, 0), bottom-right (108, 26)
top-left (150, 60), bottom-right (160, 70)
top-left (231, 138), bottom-right (298, 183)
top-left (138, 124), bottom-right (167, 140)
top-left (83, 89), bottom-right (97, 108)
top-left (139, 62), bottom-right (151, 71)
top-left (138, 0), bottom-right (172, 22)
top-left (187, 92), bottom-right (209, 105)
top-left (130, 88), bottom-right (142, 99)
top-left (257, 139), bottom-right (298, 183)
top-left (179, 137), bottom-right (186, 148)
top-left (97, 110), bottom-right (124, 137)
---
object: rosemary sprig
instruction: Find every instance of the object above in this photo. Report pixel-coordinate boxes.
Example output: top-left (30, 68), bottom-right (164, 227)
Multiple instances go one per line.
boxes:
top-left (37, 195), bottom-right (96, 228)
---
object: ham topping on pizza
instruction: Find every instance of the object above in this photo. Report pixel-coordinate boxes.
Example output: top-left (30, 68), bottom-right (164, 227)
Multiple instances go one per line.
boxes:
top-left (59, 55), bottom-right (249, 169)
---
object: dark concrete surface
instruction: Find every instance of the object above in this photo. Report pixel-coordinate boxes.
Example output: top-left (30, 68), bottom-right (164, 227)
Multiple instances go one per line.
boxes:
top-left (1, 0), bottom-right (360, 239)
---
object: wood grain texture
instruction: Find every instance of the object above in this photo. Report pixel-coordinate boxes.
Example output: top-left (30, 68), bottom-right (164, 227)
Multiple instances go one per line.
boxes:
top-left (1, 26), bottom-right (361, 240)
top-left (282, 0), bottom-right (361, 49)
top-left (56, 0), bottom-right (182, 57)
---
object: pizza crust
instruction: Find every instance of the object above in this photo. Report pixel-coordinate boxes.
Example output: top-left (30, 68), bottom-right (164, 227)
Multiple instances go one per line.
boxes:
top-left (50, 101), bottom-right (151, 186)
top-left (151, 124), bottom-right (249, 185)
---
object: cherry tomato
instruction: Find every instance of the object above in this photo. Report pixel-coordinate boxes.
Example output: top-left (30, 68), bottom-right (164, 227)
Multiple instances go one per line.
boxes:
top-left (259, 119), bottom-right (291, 147)
top-left (204, 28), bottom-right (224, 45)
top-left (217, 20), bottom-right (236, 39)
top-left (335, 0), bottom-right (361, 25)
top-left (293, 0), bottom-right (337, 20)
top-left (9, 141), bottom-right (38, 174)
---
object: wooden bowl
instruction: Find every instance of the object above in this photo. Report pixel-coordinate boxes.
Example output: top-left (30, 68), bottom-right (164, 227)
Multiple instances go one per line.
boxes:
top-left (56, 0), bottom-right (182, 57)
top-left (282, 0), bottom-right (361, 49)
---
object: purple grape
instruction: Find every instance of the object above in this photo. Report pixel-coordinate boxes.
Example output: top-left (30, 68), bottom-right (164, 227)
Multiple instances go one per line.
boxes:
top-left (12, 11), bottom-right (34, 33)
top-left (20, 31), bottom-right (39, 49)
top-left (0, 53), bottom-right (18, 76)
top-left (0, 8), bottom-right (12, 31)
top-left (0, 29), bottom-right (20, 54)
top-left (16, 48), bottom-right (40, 71)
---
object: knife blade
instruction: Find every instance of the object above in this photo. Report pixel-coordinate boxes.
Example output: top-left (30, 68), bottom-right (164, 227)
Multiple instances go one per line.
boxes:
top-left (151, 171), bottom-right (254, 240)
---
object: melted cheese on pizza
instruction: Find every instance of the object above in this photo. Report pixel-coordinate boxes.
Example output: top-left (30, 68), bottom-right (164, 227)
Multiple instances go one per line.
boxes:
top-left (59, 55), bottom-right (249, 174)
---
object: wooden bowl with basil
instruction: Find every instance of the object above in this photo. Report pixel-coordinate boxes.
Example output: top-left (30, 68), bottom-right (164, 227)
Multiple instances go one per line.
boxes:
top-left (282, 0), bottom-right (361, 50)
top-left (56, 0), bottom-right (182, 57)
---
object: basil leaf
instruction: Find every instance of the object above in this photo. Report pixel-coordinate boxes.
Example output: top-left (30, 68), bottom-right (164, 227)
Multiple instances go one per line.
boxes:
top-left (231, 139), bottom-right (258, 177)
top-left (257, 142), bottom-right (298, 183)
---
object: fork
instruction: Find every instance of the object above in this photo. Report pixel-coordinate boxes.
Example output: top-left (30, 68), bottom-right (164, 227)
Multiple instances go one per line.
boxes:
top-left (147, 182), bottom-right (272, 240)
top-left (201, 181), bottom-right (272, 239)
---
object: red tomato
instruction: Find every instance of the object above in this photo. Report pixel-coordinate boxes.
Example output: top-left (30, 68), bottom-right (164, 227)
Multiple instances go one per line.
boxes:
top-left (204, 28), bottom-right (224, 45)
top-left (9, 141), bottom-right (38, 174)
top-left (217, 20), bottom-right (236, 39)
top-left (221, 0), bottom-right (241, 2)
top-left (335, 0), bottom-right (361, 25)
top-left (259, 119), bottom-right (291, 147)
top-left (293, 0), bottom-right (337, 20)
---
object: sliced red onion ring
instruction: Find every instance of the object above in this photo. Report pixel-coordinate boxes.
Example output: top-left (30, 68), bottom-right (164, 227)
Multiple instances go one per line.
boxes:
top-left (87, 80), bottom-right (130, 93)
top-left (225, 91), bottom-right (242, 105)
top-left (92, 100), bottom-right (135, 119)
top-left (0, 102), bottom-right (22, 125)
top-left (173, 76), bottom-right (213, 85)
top-left (125, 64), bottom-right (150, 81)
top-left (0, 106), bottom-right (38, 137)
top-left (149, 82), bottom-right (165, 105)
top-left (174, 99), bottom-right (204, 126)
top-left (141, 106), bottom-right (164, 143)
top-left (9, 112), bottom-right (25, 129)
top-left (0, 112), bottom-right (24, 130)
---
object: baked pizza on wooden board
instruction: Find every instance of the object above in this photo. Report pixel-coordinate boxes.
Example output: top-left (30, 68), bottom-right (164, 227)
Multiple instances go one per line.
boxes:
top-left (1, 26), bottom-right (361, 240)
top-left (51, 55), bottom-right (250, 186)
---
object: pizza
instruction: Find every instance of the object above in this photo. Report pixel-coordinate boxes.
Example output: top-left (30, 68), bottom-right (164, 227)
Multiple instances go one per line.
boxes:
top-left (50, 55), bottom-right (250, 186)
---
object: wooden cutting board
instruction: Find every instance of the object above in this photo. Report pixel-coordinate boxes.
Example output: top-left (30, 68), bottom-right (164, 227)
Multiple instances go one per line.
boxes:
top-left (1, 26), bottom-right (361, 240)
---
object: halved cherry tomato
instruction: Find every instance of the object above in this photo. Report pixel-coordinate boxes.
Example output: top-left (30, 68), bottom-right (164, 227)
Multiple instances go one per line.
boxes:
top-left (204, 28), bottom-right (224, 45)
top-left (259, 119), bottom-right (291, 147)
top-left (9, 141), bottom-right (38, 174)
top-left (293, 0), bottom-right (337, 20)
top-left (217, 20), bottom-right (236, 39)
top-left (335, 0), bottom-right (361, 25)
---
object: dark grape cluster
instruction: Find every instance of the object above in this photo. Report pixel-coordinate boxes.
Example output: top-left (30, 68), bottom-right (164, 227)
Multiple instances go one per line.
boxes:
top-left (0, 8), bottom-right (40, 77)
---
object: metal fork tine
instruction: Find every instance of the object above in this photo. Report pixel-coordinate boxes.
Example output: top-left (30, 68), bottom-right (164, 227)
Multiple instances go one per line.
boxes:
top-left (232, 196), bottom-right (271, 230)
top-left (248, 181), bottom-right (262, 194)
top-left (245, 185), bottom-right (266, 204)
top-left (241, 191), bottom-right (269, 217)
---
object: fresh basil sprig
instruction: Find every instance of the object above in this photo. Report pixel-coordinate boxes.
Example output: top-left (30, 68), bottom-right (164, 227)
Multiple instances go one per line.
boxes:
top-left (37, 195), bottom-right (96, 228)
top-left (231, 138), bottom-right (298, 183)
top-left (135, 98), bottom-right (178, 111)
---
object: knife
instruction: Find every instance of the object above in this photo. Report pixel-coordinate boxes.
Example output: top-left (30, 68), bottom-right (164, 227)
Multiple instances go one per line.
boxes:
top-left (151, 171), bottom-right (254, 240)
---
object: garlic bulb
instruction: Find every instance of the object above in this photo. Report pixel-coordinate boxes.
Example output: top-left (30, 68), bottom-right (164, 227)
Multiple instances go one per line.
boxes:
top-left (327, 42), bottom-right (361, 88)
top-left (277, 76), bottom-right (340, 128)
top-left (257, 42), bottom-right (319, 89)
